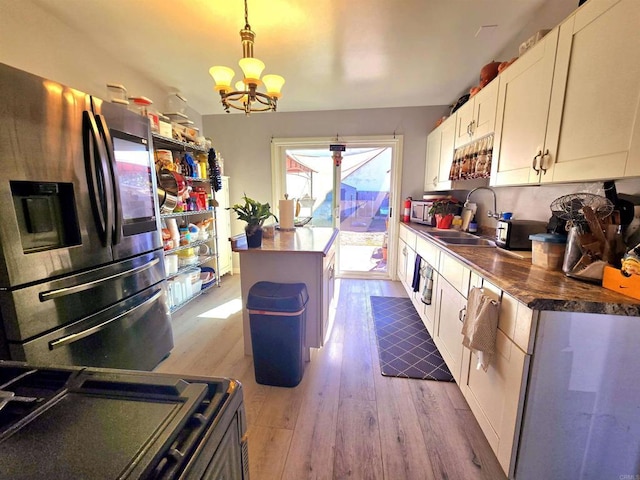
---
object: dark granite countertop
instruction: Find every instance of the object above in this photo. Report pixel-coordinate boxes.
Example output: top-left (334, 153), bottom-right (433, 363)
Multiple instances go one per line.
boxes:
top-left (403, 223), bottom-right (640, 316)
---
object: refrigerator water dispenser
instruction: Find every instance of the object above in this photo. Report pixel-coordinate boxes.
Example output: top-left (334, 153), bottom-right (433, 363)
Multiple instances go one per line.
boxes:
top-left (10, 180), bottom-right (80, 253)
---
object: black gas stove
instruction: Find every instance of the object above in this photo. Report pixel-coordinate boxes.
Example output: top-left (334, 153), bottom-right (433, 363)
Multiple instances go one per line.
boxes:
top-left (0, 361), bottom-right (248, 479)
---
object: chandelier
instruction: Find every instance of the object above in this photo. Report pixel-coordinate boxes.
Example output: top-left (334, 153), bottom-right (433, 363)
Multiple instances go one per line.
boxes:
top-left (209, 0), bottom-right (285, 115)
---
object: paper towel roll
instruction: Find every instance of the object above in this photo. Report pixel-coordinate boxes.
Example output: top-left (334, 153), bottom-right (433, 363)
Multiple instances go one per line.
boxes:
top-left (279, 199), bottom-right (295, 230)
top-left (166, 218), bottom-right (180, 249)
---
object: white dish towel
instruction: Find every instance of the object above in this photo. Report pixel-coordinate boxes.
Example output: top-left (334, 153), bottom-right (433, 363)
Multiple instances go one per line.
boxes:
top-left (461, 287), bottom-right (500, 371)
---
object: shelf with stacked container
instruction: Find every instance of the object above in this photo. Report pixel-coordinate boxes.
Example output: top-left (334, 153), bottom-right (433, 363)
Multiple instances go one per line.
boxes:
top-left (152, 133), bottom-right (221, 313)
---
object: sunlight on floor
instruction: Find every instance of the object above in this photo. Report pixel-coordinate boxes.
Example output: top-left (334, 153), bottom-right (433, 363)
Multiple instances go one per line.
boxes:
top-left (198, 298), bottom-right (243, 319)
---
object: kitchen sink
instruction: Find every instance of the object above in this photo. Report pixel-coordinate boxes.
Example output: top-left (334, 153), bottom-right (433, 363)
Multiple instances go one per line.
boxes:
top-left (428, 230), bottom-right (474, 238)
top-left (425, 230), bottom-right (496, 247)
top-left (437, 237), bottom-right (496, 247)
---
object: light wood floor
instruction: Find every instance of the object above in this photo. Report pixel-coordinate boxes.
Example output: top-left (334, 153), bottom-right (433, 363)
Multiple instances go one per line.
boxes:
top-left (155, 275), bottom-right (506, 480)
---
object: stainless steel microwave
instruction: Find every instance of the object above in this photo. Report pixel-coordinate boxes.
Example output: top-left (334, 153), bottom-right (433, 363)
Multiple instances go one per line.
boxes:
top-left (410, 200), bottom-right (434, 225)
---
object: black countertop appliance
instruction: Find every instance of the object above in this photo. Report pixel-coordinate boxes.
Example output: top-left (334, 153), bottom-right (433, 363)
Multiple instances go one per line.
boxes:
top-left (0, 361), bottom-right (248, 479)
top-left (495, 219), bottom-right (548, 250)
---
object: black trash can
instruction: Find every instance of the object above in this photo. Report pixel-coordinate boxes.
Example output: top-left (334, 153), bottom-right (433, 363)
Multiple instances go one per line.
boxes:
top-left (247, 282), bottom-right (309, 387)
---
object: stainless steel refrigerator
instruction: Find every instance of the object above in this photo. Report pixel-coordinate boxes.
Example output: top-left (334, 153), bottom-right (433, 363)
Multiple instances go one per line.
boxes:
top-left (0, 62), bottom-right (173, 370)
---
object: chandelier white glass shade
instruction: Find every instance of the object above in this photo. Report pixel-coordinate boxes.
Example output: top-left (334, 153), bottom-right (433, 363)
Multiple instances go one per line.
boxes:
top-left (209, 0), bottom-right (285, 115)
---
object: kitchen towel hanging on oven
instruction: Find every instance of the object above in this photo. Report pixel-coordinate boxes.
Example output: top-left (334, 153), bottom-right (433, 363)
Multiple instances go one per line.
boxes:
top-left (420, 262), bottom-right (434, 305)
top-left (411, 255), bottom-right (422, 292)
top-left (461, 287), bottom-right (500, 371)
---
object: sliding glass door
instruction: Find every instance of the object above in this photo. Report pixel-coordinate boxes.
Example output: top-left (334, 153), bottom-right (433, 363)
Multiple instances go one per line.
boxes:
top-left (271, 136), bottom-right (402, 279)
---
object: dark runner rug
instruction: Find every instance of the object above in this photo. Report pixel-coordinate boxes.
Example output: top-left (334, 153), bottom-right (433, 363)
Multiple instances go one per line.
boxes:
top-left (370, 296), bottom-right (454, 381)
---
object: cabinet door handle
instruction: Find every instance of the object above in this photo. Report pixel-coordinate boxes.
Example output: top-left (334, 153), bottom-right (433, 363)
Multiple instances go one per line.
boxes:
top-left (540, 149), bottom-right (550, 174)
top-left (459, 306), bottom-right (466, 322)
top-left (532, 151), bottom-right (542, 173)
top-left (403, 246), bottom-right (407, 256)
top-left (469, 120), bottom-right (475, 137)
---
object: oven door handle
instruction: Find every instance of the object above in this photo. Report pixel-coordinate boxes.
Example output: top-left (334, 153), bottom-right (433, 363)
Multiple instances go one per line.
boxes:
top-left (39, 258), bottom-right (159, 301)
top-left (48, 288), bottom-right (163, 350)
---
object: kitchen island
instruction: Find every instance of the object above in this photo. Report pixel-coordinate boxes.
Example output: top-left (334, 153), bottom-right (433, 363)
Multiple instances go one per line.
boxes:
top-left (232, 227), bottom-right (338, 357)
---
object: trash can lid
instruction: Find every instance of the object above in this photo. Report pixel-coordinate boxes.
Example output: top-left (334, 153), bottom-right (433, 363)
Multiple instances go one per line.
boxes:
top-left (247, 281), bottom-right (309, 312)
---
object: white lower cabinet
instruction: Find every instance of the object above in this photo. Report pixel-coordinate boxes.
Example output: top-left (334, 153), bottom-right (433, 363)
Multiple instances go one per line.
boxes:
top-left (434, 278), bottom-right (467, 383)
top-left (397, 224), bottom-right (417, 292)
top-left (459, 282), bottom-right (535, 478)
top-left (397, 230), bottom-right (537, 478)
top-left (461, 331), bottom-right (529, 477)
top-left (397, 237), bottom-right (408, 286)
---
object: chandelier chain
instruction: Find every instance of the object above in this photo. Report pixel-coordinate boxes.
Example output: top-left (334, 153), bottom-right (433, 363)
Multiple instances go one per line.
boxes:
top-left (244, 0), bottom-right (250, 29)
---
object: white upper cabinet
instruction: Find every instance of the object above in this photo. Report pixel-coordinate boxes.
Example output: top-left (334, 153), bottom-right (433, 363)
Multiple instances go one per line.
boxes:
top-left (424, 113), bottom-right (457, 191)
top-left (454, 79), bottom-right (500, 149)
top-left (491, 28), bottom-right (559, 186)
top-left (424, 123), bottom-right (442, 191)
top-left (543, 0), bottom-right (640, 183)
top-left (492, 0), bottom-right (640, 186)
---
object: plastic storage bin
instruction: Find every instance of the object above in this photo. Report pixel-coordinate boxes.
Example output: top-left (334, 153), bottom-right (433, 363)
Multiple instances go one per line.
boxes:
top-left (529, 233), bottom-right (567, 271)
top-left (247, 282), bottom-right (309, 387)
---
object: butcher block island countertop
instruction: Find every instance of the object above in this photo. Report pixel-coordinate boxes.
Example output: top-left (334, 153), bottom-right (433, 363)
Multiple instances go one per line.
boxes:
top-left (232, 227), bottom-right (339, 358)
top-left (404, 223), bottom-right (640, 316)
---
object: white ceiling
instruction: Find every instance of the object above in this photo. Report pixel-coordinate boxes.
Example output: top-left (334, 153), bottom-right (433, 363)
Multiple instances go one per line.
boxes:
top-left (31, 0), bottom-right (563, 115)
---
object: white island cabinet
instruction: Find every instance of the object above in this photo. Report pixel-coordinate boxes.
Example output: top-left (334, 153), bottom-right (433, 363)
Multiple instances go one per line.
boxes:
top-left (232, 227), bottom-right (338, 358)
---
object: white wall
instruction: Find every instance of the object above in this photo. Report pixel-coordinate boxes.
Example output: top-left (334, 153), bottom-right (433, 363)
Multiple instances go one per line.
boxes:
top-left (496, 0), bottom-right (579, 61)
top-left (0, 0), bottom-right (203, 130)
top-left (204, 106), bottom-right (447, 231)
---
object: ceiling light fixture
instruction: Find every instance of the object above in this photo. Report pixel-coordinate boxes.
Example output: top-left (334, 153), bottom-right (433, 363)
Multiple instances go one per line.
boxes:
top-left (209, 0), bottom-right (285, 115)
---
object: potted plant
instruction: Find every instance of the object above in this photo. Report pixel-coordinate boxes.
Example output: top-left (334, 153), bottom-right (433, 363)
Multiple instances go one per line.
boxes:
top-left (228, 195), bottom-right (278, 248)
top-left (428, 198), bottom-right (461, 229)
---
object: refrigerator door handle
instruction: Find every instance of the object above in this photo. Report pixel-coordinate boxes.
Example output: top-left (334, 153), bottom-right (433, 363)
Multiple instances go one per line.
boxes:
top-left (95, 114), bottom-right (123, 245)
top-left (83, 110), bottom-right (113, 247)
top-left (39, 257), bottom-right (160, 301)
top-left (48, 288), bottom-right (163, 350)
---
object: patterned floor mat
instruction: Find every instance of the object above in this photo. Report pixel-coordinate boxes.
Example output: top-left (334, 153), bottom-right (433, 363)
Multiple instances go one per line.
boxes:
top-left (370, 296), bottom-right (454, 381)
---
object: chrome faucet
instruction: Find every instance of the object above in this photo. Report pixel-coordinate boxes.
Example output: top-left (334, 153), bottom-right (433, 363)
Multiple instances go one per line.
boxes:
top-left (465, 186), bottom-right (501, 219)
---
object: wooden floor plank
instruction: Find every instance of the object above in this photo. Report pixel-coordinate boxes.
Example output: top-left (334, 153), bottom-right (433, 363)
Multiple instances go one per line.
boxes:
top-left (254, 385), bottom-right (304, 430)
top-left (334, 398), bottom-right (384, 480)
top-left (339, 282), bottom-right (376, 402)
top-left (248, 425), bottom-right (294, 480)
top-left (281, 340), bottom-right (343, 480)
top-left (372, 375), bottom-right (437, 480)
top-left (156, 274), bottom-right (507, 480)
top-left (408, 379), bottom-right (506, 480)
